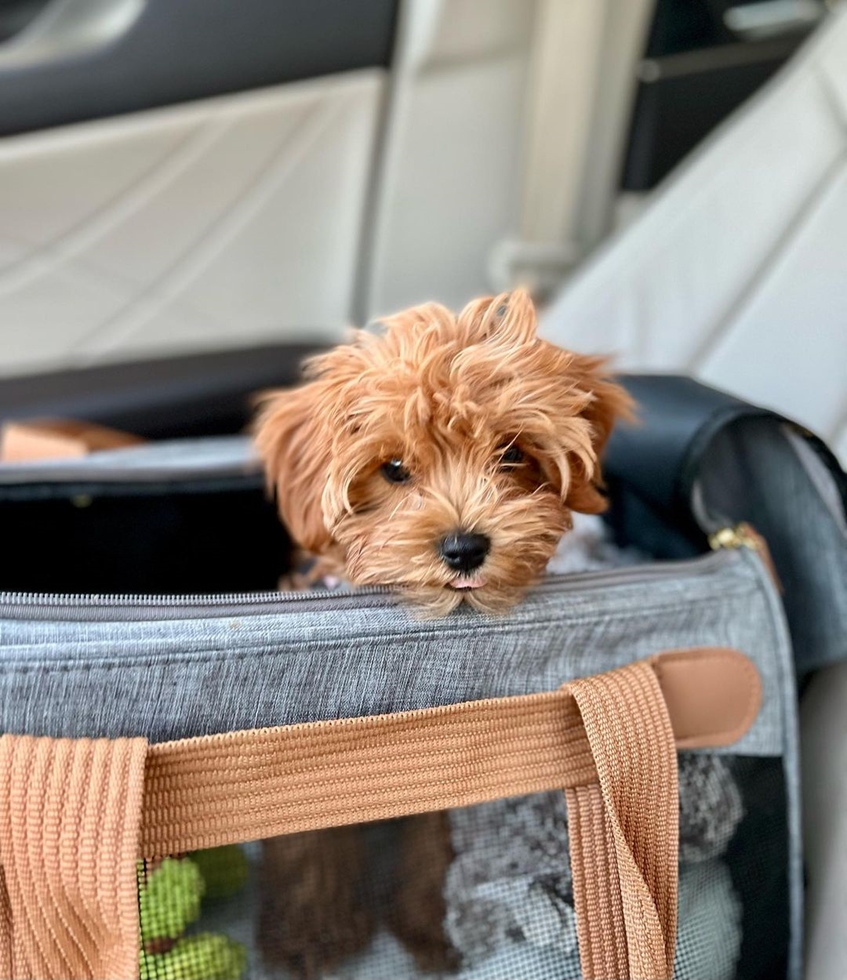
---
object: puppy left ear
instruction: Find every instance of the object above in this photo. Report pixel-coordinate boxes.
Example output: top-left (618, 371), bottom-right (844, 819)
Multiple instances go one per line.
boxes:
top-left (564, 355), bottom-right (634, 515)
top-left (253, 383), bottom-right (335, 555)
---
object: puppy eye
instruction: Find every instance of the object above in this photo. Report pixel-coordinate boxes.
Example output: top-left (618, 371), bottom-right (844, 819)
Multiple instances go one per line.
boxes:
top-left (499, 443), bottom-right (525, 467)
top-left (380, 459), bottom-right (411, 484)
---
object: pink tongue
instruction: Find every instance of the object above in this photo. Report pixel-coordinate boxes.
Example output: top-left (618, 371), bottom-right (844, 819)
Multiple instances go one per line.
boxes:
top-left (450, 576), bottom-right (485, 590)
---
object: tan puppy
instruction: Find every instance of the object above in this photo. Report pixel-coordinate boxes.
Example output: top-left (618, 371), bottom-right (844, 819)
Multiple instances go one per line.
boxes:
top-left (255, 289), bottom-right (631, 615)
top-left (253, 290), bottom-right (632, 978)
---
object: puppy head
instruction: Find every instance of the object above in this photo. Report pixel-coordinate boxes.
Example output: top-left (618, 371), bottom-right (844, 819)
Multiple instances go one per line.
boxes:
top-left (255, 290), bottom-right (632, 614)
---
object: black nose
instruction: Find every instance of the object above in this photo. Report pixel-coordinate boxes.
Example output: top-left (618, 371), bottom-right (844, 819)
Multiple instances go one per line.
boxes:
top-left (439, 532), bottom-right (490, 572)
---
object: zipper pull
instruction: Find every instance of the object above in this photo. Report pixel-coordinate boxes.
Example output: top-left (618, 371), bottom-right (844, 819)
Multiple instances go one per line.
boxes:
top-left (708, 522), bottom-right (782, 592)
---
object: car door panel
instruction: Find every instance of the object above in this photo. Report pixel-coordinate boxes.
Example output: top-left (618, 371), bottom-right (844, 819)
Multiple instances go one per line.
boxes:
top-left (0, 0), bottom-right (398, 135)
top-left (0, 70), bottom-right (382, 375)
top-left (0, 0), bottom-right (396, 375)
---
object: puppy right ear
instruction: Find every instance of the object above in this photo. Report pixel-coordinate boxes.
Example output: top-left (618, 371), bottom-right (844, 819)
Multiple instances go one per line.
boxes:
top-left (253, 385), bottom-right (334, 554)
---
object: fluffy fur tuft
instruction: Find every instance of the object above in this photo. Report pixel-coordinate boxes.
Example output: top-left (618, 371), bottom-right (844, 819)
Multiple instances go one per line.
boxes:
top-left (254, 289), bottom-right (633, 614)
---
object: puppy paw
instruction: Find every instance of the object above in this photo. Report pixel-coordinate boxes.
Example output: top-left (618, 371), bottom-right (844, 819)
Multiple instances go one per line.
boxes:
top-left (258, 827), bottom-right (374, 979)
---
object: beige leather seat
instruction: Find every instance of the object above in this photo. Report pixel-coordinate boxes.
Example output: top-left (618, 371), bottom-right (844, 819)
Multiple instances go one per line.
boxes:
top-left (542, 4), bottom-right (847, 466)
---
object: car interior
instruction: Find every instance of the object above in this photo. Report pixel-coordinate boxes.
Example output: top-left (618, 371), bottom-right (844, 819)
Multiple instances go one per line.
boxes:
top-left (0, 2), bottom-right (844, 978)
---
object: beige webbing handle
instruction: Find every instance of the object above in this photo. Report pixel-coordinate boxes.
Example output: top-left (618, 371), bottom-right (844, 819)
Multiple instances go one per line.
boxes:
top-left (0, 647), bottom-right (761, 980)
top-left (140, 647), bottom-right (758, 980)
top-left (565, 660), bottom-right (677, 979)
top-left (141, 646), bottom-right (760, 859)
top-left (0, 737), bottom-right (147, 980)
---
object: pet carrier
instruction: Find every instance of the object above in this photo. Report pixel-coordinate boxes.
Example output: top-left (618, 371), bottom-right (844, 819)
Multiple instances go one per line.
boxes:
top-left (0, 351), bottom-right (845, 980)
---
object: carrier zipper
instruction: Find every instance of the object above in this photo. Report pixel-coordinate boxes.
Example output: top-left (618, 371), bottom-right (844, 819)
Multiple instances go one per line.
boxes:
top-left (708, 522), bottom-right (781, 591)
top-left (0, 548), bottom-right (738, 614)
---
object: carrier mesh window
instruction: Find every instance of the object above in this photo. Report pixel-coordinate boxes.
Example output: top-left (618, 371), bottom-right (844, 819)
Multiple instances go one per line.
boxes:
top-left (136, 755), bottom-right (786, 980)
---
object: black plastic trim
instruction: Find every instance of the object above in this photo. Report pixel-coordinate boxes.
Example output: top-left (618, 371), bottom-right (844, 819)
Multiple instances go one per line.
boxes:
top-left (0, 0), bottom-right (399, 136)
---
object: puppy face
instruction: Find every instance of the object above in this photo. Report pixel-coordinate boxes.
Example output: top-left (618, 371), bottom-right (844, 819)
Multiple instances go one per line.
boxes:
top-left (255, 290), bottom-right (632, 614)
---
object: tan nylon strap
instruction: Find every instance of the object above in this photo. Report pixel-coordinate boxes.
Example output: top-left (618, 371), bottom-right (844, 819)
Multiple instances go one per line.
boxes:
top-left (565, 660), bottom-right (678, 980)
top-left (143, 689), bottom-right (594, 855)
top-left (565, 783), bottom-right (629, 979)
top-left (0, 736), bottom-right (147, 980)
top-left (141, 646), bottom-right (759, 857)
top-left (0, 647), bottom-right (758, 980)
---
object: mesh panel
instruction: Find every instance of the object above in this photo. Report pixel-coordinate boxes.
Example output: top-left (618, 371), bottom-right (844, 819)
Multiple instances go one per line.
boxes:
top-left (726, 758), bottom-right (790, 980)
top-left (136, 755), bottom-right (787, 980)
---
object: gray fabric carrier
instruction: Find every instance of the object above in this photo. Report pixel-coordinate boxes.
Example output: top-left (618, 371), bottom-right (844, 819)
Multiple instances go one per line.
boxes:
top-left (1, 376), bottom-right (845, 980)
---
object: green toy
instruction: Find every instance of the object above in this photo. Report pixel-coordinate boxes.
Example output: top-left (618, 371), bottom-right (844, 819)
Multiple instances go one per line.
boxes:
top-left (137, 847), bottom-right (249, 980)
top-left (141, 934), bottom-right (246, 980)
